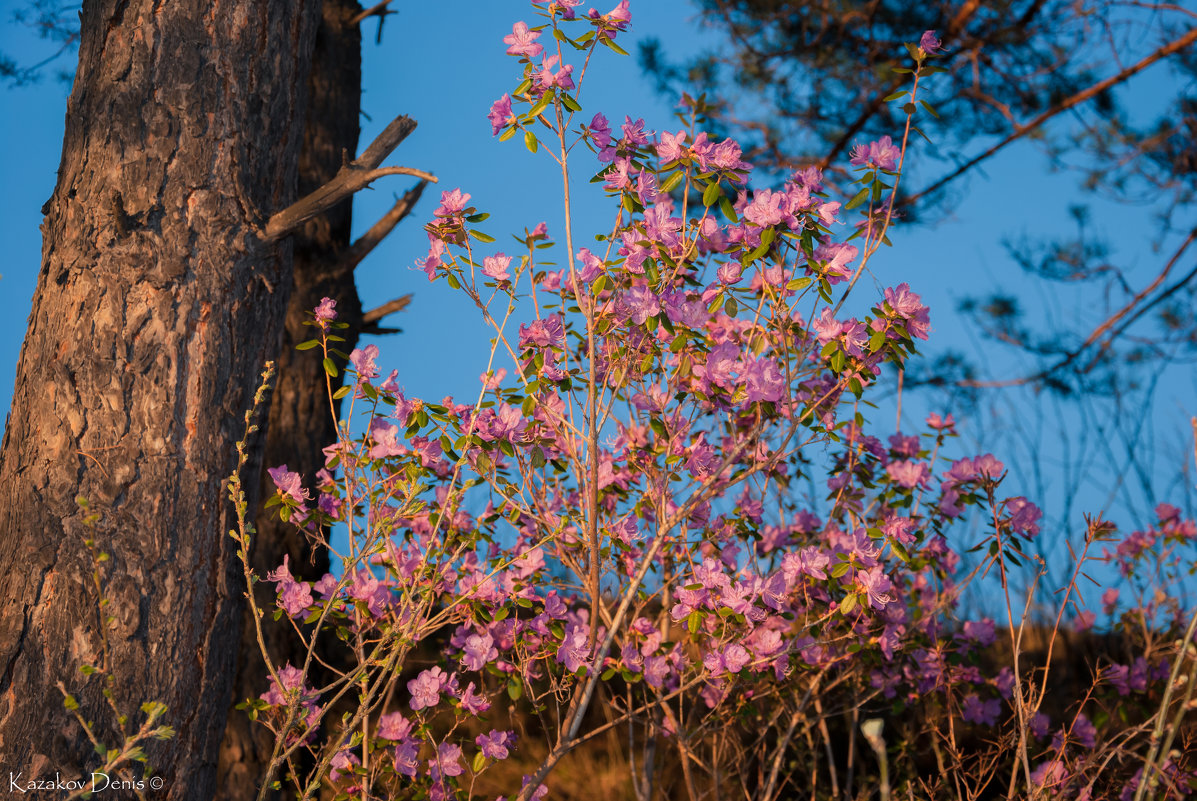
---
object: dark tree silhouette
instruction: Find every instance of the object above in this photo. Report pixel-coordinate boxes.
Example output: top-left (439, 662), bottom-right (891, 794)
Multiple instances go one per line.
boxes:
top-left (0, 1), bottom-right (323, 797)
top-left (0, 1), bottom-right (428, 798)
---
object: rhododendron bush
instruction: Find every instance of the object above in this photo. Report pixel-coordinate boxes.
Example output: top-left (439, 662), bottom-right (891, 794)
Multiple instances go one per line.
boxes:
top-left (225, 3), bottom-right (1197, 799)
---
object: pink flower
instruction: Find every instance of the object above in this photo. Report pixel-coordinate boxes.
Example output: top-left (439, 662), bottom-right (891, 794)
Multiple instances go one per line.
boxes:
top-left (716, 262), bottom-right (742, 284)
top-left (476, 730), bottom-right (515, 760)
top-left (488, 94), bottom-right (515, 135)
top-left (350, 344), bottom-right (380, 381)
top-left (1101, 588), bottom-right (1120, 615)
top-left (314, 297), bottom-right (336, 329)
top-left (620, 116), bottom-right (653, 146)
top-left (588, 112), bottom-right (612, 149)
top-left (604, 158), bottom-right (633, 191)
top-left (267, 466), bottom-right (309, 505)
top-left (435, 188), bottom-right (471, 217)
top-left (1006, 497), bottom-right (1042, 538)
top-left (961, 694), bottom-right (1001, 726)
top-left (1030, 760), bottom-right (1067, 791)
top-left (926, 412), bottom-right (956, 431)
top-left (919, 30), bottom-right (944, 54)
top-left (962, 619), bottom-right (996, 647)
top-left (377, 712), bottom-right (413, 741)
top-left (884, 283), bottom-right (931, 339)
top-left (589, 1), bottom-right (632, 40)
top-left (431, 742), bottom-right (464, 778)
top-left (535, 55), bottom-right (574, 92)
top-left (329, 749), bottom-right (359, 782)
top-left (418, 237), bottom-right (446, 281)
top-left (368, 418), bottom-right (403, 459)
top-left (393, 740), bottom-right (420, 777)
top-left (409, 667), bottom-right (451, 711)
top-left (503, 21), bottom-right (544, 58)
top-left (556, 621), bottom-right (591, 672)
top-left (744, 356), bottom-right (785, 403)
top-left (575, 248), bottom-right (605, 281)
top-left (518, 316), bottom-right (565, 350)
top-left (619, 285), bottom-right (660, 325)
top-left (704, 642), bottom-right (751, 676)
top-left (657, 130), bottom-right (687, 163)
top-left (459, 681), bottom-right (491, 715)
top-left (743, 188), bottom-right (786, 227)
top-left (886, 459), bottom-right (930, 488)
top-left (482, 252), bottom-right (512, 282)
top-left (462, 632), bottom-right (498, 671)
top-left (857, 566), bottom-right (894, 610)
top-left (260, 663), bottom-right (316, 708)
top-left (849, 135), bottom-right (899, 171)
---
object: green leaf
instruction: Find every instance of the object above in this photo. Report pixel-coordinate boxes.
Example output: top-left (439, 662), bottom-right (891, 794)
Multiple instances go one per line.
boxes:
top-left (62, 694), bottom-right (79, 711)
top-left (600, 37), bottom-right (629, 56)
top-left (295, 339), bottom-right (321, 351)
top-left (471, 230), bottom-right (497, 244)
top-left (845, 186), bottom-right (869, 210)
top-left (498, 125), bottom-right (517, 142)
top-left (561, 93), bottom-right (582, 113)
top-left (840, 593), bottom-right (858, 615)
top-left (524, 130), bottom-right (539, 153)
top-left (724, 296), bottom-right (738, 317)
top-left (919, 99), bottom-right (939, 118)
top-left (719, 195), bottom-right (738, 222)
top-left (466, 212), bottom-right (490, 223)
top-left (659, 170), bottom-right (685, 194)
top-left (322, 358), bottom-right (338, 378)
top-left (701, 181), bottom-right (722, 207)
top-left (507, 676), bottom-right (523, 701)
top-left (883, 90), bottom-right (909, 102)
top-left (332, 385), bottom-right (352, 400)
top-left (527, 93), bottom-right (553, 120)
top-left (745, 240), bottom-right (770, 264)
top-left (869, 329), bottom-right (886, 352)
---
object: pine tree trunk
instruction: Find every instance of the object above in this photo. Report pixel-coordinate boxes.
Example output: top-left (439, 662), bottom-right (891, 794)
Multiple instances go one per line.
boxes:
top-left (0, 1), bottom-right (319, 798)
top-left (216, 1), bottom-right (363, 797)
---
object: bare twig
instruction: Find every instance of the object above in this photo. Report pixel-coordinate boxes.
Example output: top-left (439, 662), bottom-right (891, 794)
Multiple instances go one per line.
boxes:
top-left (265, 115), bottom-right (435, 240)
top-left (350, 0), bottom-right (396, 26)
top-left (908, 27), bottom-right (1197, 206)
top-left (338, 180), bottom-right (428, 273)
top-left (961, 226), bottom-right (1197, 388)
top-left (361, 294), bottom-right (412, 326)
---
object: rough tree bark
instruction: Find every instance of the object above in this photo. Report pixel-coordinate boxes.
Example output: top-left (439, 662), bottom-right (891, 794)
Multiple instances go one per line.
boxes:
top-left (0, 1), bottom-right (320, 798)
top-left (216, 3), bottom-right (428, 796)
top-left (217, 1), bottom-right (362, 797)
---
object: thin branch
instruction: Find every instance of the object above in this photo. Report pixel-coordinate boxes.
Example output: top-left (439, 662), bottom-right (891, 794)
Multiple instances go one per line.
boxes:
top-left (908, 27), bottom-right (1197, 206)
top-left (817, 0), bottom-right (984, 168)
top-left (338, 180), bottom-right (428, 273)
top-left (265, 115), bottom-right (435, 240)
top-left (350, 0), bottom-right (396, 26)
top-left (361, 295), bottom-right (412, 326)
top-left (961, 226), bottom-right (1197, 388)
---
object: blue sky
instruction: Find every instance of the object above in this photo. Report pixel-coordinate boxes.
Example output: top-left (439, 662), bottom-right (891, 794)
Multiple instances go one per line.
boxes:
top-left (2, 3), bottom-right (1193, 614)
